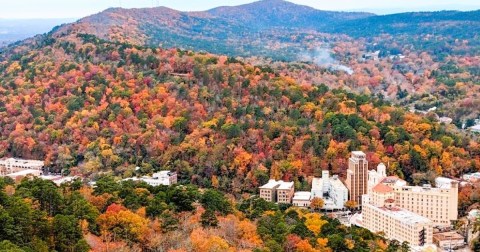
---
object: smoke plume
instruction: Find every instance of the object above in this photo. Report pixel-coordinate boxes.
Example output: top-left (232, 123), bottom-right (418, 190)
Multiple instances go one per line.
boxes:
top-left (300, 48), bottom-right (353, 75)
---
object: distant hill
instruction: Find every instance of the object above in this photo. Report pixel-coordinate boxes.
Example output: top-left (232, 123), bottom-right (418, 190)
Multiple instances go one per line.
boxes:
top-left (47, 0), bottom-right (480, 60)
top-left (330, 10), bottom-right (480, 39)
top-left (51, 0), bottom-right (373, 59)
top-left (206, 0), bottom-right (373, 30)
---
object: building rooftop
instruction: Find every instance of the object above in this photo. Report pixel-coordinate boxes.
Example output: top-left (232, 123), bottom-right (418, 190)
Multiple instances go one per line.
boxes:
top-left (373, 183), bottom-right (393, 193)
top-left (433, 231), bottom-right (464, 241)
top-left (153, 171), bottom-right (176, 178)
top-left (5, 169), bottom-right (42, 177)
top-left (351, 151), bottom-right (366, 157)
top-left (0, 158), bottom-right (44, 166)
top-left (463, 172), bottom-right (480, 180)
top-left (278, 181), bottom-right (294, 190)
top-left (398, 184), bottom-right (451, 193)
top-left (374, 205), bottom-right (431, 225)
top-left (40, 175), bottom-right (78, 186)
top-left (293, 191), bottom-right (311, 201)
top-left (259, 179), bottom-right (281, 189)
top-left (350, 213), bottom-right (363, 227)
top-left (329, 176), bottom-right (348, 190)
top-left (468, 209), bottom-right (480, 221)
top-left (435, 177), bottom-right (456, 189)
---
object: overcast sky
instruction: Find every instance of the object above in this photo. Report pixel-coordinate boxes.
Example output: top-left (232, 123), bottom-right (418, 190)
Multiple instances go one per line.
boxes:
top-left (1, 0), bottom-right (480, 19)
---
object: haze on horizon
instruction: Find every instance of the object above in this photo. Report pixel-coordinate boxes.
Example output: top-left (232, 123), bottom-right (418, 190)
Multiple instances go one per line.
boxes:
top-left (1, 0), bottom-right (480, 19)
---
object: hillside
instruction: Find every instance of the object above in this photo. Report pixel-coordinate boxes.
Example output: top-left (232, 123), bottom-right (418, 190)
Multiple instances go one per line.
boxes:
top-left (0, 4), bottom-right (480, 251)
top-left (0, 31), bottom-right (479, 192)
top-left (42, 1), bottom-right (480, 125)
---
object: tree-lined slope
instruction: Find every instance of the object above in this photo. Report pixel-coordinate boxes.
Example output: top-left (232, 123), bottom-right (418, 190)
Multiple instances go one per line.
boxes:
top-left (0, 32), bottom-right (478, 192)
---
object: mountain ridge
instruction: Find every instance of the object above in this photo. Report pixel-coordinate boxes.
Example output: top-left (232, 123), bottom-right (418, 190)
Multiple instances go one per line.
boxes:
top-left (43, 0), bottom-right (478, 60)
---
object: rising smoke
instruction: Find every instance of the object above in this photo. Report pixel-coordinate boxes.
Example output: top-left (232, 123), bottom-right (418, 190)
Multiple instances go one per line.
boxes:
top-left (299, 47), bottom-right (353, 75)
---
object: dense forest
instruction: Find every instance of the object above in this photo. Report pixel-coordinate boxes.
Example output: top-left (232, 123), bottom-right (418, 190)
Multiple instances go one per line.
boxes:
top-left (1, 175), bottom-right (407, 251)
top-left (0, 32), bottom-right (479, 192)
top-left (47, 0), bottom-right (480, 125)
top-left (0, 1), bottom-right (480, 251)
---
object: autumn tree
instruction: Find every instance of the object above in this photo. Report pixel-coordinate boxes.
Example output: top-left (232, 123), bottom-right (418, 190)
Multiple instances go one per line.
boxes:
top-left (310, 197), bottom-right (324, 211)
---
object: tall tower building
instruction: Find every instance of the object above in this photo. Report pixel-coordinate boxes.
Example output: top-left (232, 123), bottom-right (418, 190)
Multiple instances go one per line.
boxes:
top-left (346, 151), bottom-right (368, 205)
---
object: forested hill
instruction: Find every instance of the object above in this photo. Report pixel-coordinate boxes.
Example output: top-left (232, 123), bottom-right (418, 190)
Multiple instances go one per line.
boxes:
top-left (330, 10), bottom-right (480, 39)
top-left (0, 31), bottom-right (478, 192)
top-left (47, 0), bottom-right (480, 59)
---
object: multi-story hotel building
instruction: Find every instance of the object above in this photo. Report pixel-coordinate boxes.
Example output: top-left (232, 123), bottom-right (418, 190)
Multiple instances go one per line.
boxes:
top-left (259, 179), bottom-right (294, 203)
top-left (393, 182), bottom-right (458, 227)
top-left (366, 163), bottom-right (458, 227)
top-left (363, 199), bottom-right (433, 247)
top-left (346, 151), bottom-right (368, 205)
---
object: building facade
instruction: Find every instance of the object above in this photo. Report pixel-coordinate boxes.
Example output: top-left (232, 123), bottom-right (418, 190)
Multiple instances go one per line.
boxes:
top-left (277, 181), bottom-right (295, 204)
top-left (123, 171), bottom-right (178, 187)
top-left (259, 180), bottom-right (281, 202)
top-left (365, 161), bottom-right (459, 227)
top-left (392, 182), bottom-right (458, 226)
top-left (292, 191), bottom-right (311, 207)
top-left (328, 175), bottom-right (349, 209)
top-left (259, 179), bottom-right (294, 203)
top-left (346, 151), bottom-right (368, 205)
top-left (433, 232), bottom-right (465, 250)
top-left (363, 200), bottom-right (433, 247)
top-left (367, 163), bottom-right (387, 195)
top-left (311, 171), bottom-right (348, 210)
top-left (0, 158), bottom-right (44, 176)
top-left (152, 171), bottom-right (177, 185)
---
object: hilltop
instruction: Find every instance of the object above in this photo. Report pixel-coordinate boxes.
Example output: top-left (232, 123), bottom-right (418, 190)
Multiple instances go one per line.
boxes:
top-left (46, 0), bottom-right (480, 59)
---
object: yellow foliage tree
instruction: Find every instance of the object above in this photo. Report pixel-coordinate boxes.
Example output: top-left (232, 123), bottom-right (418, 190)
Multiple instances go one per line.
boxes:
top-left (190, 228), bottom-right (233, 252)
top-left (304, 213), bottom-right (327, 236)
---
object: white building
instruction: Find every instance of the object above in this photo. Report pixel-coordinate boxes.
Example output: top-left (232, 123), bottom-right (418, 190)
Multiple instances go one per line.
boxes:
top-left (124, 171), bottom-right (177, 187)
top-left (40, 175), bottom-right (79, 186)
top-left (0, 158), bottom-right (44, 176)
top-left (292, 191), bottom-right (311, 207)
top-left (311, 171), bottom-right (348, 210)
top-left (367, 163), bottom-right (387, 195)
top-left (328, 175), bottom-right (349, 209)
top-left (469, 124), bottom-right (480, 133)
